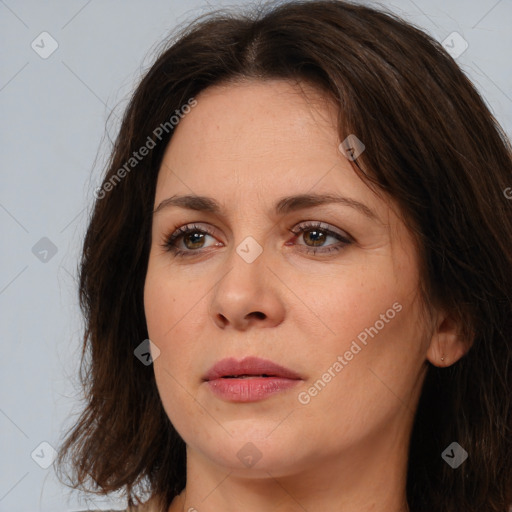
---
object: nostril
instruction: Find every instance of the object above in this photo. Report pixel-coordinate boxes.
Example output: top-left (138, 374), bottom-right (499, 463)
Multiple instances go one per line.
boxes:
top-left (247, 311), bottom-right (265, 320)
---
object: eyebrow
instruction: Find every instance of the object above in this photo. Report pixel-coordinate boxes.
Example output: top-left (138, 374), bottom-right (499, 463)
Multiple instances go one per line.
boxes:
top-left (153, 193), bottom-right (378, 221)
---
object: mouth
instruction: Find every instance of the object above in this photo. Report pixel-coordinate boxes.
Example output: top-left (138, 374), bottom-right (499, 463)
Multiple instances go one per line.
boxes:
top-left (221, 374), bottom-right (276, 379)
top-left (203, 357), bottom-right (302, 402)
top-left (203, 356), bottom-right (302, 382)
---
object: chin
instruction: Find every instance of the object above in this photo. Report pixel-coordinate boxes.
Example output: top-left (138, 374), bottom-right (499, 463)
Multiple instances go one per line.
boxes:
top-left (185, 424), bottom-right (313, 474)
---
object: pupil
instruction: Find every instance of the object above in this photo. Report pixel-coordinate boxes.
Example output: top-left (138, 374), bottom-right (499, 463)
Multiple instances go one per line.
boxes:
top-left (305, 230), bottom-right (325, 247)
top-left (185, 232), bottom-right (204, 249)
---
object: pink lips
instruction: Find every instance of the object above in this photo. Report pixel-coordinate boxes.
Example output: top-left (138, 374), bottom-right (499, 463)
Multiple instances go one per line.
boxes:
top-left (203, 356), bottom-right (302, 402)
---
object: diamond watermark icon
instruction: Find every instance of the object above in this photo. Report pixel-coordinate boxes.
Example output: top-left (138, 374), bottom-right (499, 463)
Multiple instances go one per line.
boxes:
top-left (441, 31), bottom-right (468, 59)
top-left (32, 237), bottom-right (58, 263)
top-left (236, 236), bottom-right (263, 263)
top-left (134, 339), bottom-right (161, 366)
top-left (237, 442), bottom-right (263, 468)
top-left (441, 441), bottom-right (468, 469)
top-left (31, 441), bottom-right (57, 469)
top-left (339, 134), bottom-right (365, 161)
top-left (31, 31), bottom-right (59, 59)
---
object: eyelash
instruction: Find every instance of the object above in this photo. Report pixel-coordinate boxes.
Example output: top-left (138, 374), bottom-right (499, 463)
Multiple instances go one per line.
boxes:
top-left (160, 221), bottom-right (353, 259)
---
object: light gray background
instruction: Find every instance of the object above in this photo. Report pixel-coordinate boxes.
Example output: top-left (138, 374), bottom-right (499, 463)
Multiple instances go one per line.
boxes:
top-left (1, 1), bottom-right (511, 511)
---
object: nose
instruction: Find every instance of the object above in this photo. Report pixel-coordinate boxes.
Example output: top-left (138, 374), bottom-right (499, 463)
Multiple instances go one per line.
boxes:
top-left (209, 244), bottom-right (286, 331)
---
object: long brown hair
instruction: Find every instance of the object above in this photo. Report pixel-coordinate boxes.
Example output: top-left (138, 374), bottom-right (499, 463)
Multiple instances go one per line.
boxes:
top-left (55, 1), bottom-right (512, 511)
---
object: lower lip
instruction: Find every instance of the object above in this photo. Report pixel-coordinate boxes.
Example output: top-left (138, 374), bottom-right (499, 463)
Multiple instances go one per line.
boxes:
top-left (205, 377), bottom-right (300, 402)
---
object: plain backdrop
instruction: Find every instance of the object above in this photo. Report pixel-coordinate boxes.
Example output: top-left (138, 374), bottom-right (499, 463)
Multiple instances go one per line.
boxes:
top-left (0, 0), bottom-right (511, 511)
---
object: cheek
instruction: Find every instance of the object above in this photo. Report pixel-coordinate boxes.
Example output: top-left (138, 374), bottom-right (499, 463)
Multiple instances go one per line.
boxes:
top-left (144, 261), bottom-right (210, 384)
top-left (153, 356), bottom-right (211, 448)
top-left (144, 262), bottom-right (198, 344)
top-left (309, 287), bottom-right (426, 415)
top-left (145, 268), bottom-right (209, 440)
top-left (312, 265), bottom-right (402, 342)
top-left (303, 255), bottom-right (424, 381)
top-left (296, 302), bottom-right (427, 445)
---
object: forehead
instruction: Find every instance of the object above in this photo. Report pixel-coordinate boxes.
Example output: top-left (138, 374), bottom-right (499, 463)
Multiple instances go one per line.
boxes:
top-left (162, 80), bottom-right (337, 166)
top-left (154, 79), bottom-right (390, 223)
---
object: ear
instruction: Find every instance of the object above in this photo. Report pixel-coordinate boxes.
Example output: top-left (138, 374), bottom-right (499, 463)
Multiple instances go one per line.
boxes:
top-left (426, 310), bottom-right (472, 368)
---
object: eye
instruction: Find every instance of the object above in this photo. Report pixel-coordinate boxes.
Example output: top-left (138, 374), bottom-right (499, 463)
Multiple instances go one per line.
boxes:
top-left (287, 221), bottom-right (353, 255)
top-left (161, 223), bottom-right (221, 258)
top-left (161, 221), bottom-right (353, 259)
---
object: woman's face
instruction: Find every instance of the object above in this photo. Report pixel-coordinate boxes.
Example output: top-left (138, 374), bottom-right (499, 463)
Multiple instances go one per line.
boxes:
top-left (144, 79), bottom-right (433, 478)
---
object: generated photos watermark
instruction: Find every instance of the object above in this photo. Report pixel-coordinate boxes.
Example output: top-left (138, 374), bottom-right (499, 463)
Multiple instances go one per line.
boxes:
top-left (298, 301), bottom-right (403, 405)
top-left (94, 97), bottom-right (198, 200)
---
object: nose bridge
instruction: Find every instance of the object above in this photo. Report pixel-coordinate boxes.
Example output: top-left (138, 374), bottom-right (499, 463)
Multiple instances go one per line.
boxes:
top-left (208, 224), bottom-right (285, 329)
top-left (219, 232), bottom-right (268, 298)
top-left (227, 198), bottom-right (270, 272)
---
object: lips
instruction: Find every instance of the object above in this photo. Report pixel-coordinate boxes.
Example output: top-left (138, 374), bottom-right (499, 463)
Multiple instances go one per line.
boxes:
top-left (203, 356), bottom-right (302, 381)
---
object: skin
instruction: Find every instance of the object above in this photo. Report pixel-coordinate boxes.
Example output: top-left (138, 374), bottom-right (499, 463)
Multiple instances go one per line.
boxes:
top-left (143, 79), bottom-right (468, 512)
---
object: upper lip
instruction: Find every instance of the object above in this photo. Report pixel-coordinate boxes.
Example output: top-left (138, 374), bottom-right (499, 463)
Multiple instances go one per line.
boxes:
top-left (203, 356), bottom-right (302, 381)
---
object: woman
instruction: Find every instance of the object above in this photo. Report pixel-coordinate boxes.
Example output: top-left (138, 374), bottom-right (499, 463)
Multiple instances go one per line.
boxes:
top-left (56, 1), bottom-right (512, 511)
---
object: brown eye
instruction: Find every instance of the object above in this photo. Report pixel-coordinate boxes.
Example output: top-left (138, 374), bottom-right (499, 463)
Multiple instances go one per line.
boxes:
top-left (162, 224), bottom-right (220, 257)
top-left (289, 221), bottom-right (352, 255)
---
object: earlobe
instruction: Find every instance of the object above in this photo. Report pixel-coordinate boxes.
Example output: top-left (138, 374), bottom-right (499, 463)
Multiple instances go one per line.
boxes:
top-left (426, 311), bottom-right (472, 368)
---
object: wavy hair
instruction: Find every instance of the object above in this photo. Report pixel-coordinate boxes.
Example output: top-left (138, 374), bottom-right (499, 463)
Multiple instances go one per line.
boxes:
top-left (55, 1), bottom-right (512, 511)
